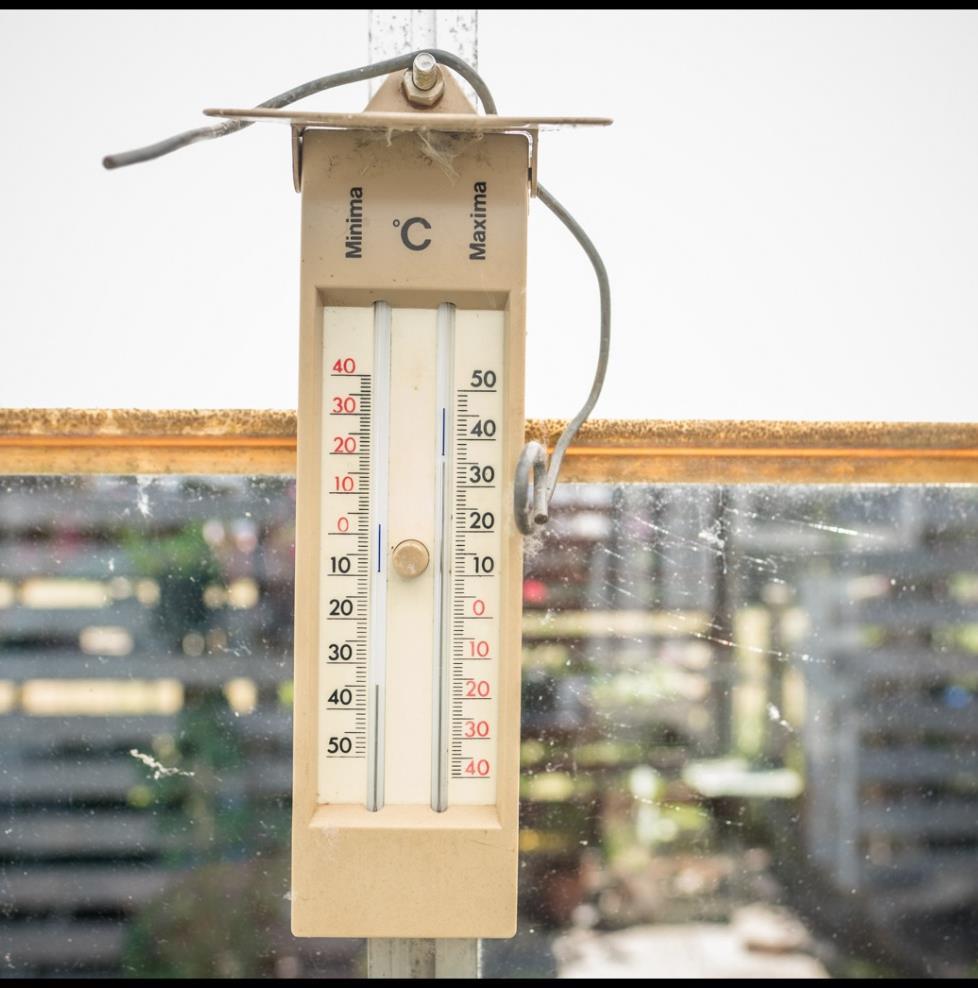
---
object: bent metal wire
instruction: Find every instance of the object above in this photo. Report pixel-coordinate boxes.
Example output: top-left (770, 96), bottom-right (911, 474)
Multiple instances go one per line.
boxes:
top-left (103, 48), bottom-right (610, 536)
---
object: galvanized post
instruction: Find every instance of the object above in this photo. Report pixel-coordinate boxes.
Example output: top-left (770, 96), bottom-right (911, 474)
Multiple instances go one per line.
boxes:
top-left (711, 488), bottom-right (735, 757)
top-left (367, 939), bottom-right (482, 979)
top-left (365, 8), bottom-right (483, 980)
top-left (367, 8), bottom-right (479, 105)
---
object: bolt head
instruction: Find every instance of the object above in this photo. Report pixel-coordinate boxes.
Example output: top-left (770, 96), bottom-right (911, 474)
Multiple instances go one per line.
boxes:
top-left (412, 52), bottom-right (439, 91)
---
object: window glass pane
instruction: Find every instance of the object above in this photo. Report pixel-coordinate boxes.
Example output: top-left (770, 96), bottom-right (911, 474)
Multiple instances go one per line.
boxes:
top-left (2, 476), bottom-right (976, 978)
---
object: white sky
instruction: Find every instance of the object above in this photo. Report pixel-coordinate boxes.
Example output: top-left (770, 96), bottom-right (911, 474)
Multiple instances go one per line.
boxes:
top-left (2, 10), bottom-right (977, 421)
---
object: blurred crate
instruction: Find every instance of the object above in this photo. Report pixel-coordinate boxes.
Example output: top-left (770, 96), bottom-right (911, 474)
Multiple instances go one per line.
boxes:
top-left (800, 540), bottom-right (978, 918)
top-left (0, 476), bottom-right (303, 977)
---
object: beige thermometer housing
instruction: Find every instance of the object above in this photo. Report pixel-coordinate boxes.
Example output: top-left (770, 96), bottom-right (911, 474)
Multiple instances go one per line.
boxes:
top-left (214, 68), bottom-right (610, 939)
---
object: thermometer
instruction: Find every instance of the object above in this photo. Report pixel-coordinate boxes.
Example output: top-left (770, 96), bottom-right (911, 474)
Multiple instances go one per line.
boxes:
top-left (278, 67), bottom-right (609, 940)
top-left (290, 114), bottom-right (529, 938)
top-left (102, 49), bottom-right (610, 941)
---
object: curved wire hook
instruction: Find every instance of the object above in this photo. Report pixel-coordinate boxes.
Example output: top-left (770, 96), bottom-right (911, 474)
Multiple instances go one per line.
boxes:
top-left (514, 441), bottom-right (549, 536)
top-left (102, 49), bottom-right (609, 537)
top-left (520, 185), bottom-right (611, 534)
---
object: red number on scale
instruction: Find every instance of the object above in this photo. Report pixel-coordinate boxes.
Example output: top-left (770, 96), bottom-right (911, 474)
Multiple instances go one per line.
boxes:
top-left (337, 516), bottom-right (350, 533)
top-left (464, 720), bottom-right (490, 738)
top-left (333, 475), bottom-right (355, 492)
top-left (465, 680), bottom-right (491, 698)
top-left (332, 395), bottom-right (358, 413)
top-left (469, 640), bottom-right (490, 658)
top-left (464, 758), bottom-right (491, 777)
top-left (472, 599), bottom-right (486, 616)
top-left (332, 358), bottom-right (356, 374)
top-left (332, 436), bottom-right (357, 454)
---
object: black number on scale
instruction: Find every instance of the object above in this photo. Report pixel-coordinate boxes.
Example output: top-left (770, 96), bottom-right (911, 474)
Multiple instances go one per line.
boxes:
top-left (327, 736), bottom-right (352, 754)
top-left (328, 688), bottom-right (353, 706)
top-left (330, 555), bottom-right (352, 574)
top-left (470, 370), bottom-right (497, 389)
top-left (329, 598), bottom-right (354, 616)
top-left (472, 554), bottom-right (495, 574)
top-left (470, 418), bottom-right (496, 438)
top-left (469, 464), bottom-right (495, 484)
top-left (328, 643), bottom-right (353, 661)
top-left (468, 511), bottom-right (495, 530)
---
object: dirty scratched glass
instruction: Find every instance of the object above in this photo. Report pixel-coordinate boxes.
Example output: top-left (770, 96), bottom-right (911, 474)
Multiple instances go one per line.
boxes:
top-left (1, 476), bottom-right (976, 978)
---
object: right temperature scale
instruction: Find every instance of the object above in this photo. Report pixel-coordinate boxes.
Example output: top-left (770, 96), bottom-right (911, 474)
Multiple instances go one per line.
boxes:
top-left (444, 310), bottom-right (504, 809)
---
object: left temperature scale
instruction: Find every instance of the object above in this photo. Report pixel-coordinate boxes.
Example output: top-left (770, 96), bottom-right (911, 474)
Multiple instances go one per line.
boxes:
top-left (319, 304), bottom-right (390, 809)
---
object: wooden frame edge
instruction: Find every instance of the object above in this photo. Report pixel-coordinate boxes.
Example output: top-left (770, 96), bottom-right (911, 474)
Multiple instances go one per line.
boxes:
top-left (2, 410), bottom-right (978, 483)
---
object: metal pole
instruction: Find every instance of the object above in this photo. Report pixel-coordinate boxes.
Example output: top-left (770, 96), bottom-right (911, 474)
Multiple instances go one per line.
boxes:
top-left (711, 488), bottom-right (734, 756)
top-left (365, 8), bottom-right (482, 980)
top-left (367, 939), bottom-right (481, 979)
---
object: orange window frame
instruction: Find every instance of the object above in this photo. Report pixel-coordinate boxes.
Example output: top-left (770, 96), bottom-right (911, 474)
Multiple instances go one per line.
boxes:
top-left (1, 410), bottom-right (977, 483)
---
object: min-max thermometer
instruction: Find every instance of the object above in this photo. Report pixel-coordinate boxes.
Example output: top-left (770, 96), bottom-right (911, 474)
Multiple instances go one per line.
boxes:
top-left (104, 50), bottom-right (610, 939)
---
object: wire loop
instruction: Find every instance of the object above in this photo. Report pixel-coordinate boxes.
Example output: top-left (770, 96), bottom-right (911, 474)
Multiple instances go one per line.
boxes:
top-left (514, 442), bottom-right (549, 536)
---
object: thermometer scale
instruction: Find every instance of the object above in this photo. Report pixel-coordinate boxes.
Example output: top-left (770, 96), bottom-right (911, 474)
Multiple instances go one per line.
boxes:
top-left (319, 301), bottom-right (504, 812)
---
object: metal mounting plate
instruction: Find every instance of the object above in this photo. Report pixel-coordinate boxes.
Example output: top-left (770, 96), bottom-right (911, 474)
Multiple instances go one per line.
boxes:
top-left (203, 108), bottom-right (612, 131)
top-left (207, 108), bottom-right (610, 195)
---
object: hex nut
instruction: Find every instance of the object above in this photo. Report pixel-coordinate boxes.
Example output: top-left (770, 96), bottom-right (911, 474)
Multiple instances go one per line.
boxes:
top-left (402, 68), bottom-right (445, 108)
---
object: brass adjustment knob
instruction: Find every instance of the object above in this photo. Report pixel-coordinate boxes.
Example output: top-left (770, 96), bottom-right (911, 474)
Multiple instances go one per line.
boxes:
top-left (391, 539), bottom-right (430, 578)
